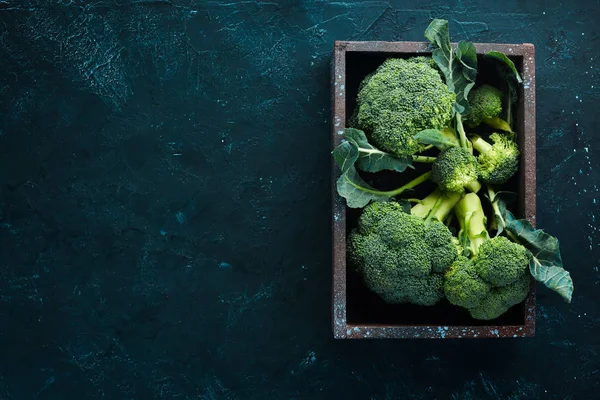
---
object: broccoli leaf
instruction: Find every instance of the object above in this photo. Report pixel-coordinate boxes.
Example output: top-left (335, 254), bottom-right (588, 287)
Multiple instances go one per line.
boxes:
top-left (414, 129), bottom-right (456, 150)
top-left (486, 188), bottom-right (517, 236)
top-left (529, 258), bottom-right (573, 304)
top-left (498, 204), bottom-right (573, 303)
top-left (336, 166), bottom-right (392, 208)
top-left (425, 19), bottom-right (478, 114)
top-left (425, 19), bottom-right (453, 87)
top-left (332, 141), bottom-right (359, 174)
top-left (484, 51), bottom-right (522, 129)
top-left (453, 41), bottom-right (478, 114)
top-left (344, 128), bottom-right (413, 173)
top-left (484, 51), bottom-right (522, 83)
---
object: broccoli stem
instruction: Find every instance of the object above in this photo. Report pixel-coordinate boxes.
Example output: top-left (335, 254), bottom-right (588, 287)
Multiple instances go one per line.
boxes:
top-left (486, 185), bottom-right (506, 234)
top-left (411, 189), bottom-right (462, 221)
top-left (444, 212), bottom-right (454, 227)
top-left (421, 144), bottom-right (435, 151)
top-left (455, 193), bottom-right (489, 256)
top-left (505, 89), bottom-right (513, 129)
top-left (466, 180), bottom-right (482, 193)
top-left (456, 114), bottom-right (469, 149)
top-left (412, 155), bottom-right (436, 163)
top-left (357, 148), bottom-right (435, 163)
top-left (471, 135), bottom-right (493, 154)
top-left (375, 171), bottom-right (431, 197)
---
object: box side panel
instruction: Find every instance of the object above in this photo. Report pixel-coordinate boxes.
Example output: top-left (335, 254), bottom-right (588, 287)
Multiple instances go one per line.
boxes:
top-left (331, 42), bottom-right (348, 339)
top-left (344, 324), bottom-right (533, 339)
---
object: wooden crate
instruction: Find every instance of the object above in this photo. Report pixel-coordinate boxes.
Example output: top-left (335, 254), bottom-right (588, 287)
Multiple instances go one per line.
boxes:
top-left (331, 41), bottom-right (536, 339)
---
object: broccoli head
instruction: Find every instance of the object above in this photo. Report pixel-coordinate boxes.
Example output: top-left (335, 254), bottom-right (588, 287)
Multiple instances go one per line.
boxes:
top-left (431, 147), bottom-right (481, 193)
top-left (349, 191), bottom-right (461, 306)
top-left (472, 133), bottom-right (520, 184)
top-left (444, 193), bottom-right (530, 320)
top-left (468, 274), bottom-right (531, 320)
top-left (352, 57), bottom-right (455, 158)
top-left (475, 236), bottom-right (529, 287)
top-left (467, 84), bottom-right (503, 127)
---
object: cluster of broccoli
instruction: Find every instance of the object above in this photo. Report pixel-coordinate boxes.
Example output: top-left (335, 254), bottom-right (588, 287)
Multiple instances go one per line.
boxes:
top-left (344, 51), bottom-right (532, 319)
top-left (350, 57), bottom-right (456, 159)
top-left (333, 19), bottom-right (572, 321)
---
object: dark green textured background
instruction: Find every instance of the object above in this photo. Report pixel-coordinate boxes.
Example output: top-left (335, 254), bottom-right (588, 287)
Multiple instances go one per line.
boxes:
top-left (0, 1), bottom-right (598, 398)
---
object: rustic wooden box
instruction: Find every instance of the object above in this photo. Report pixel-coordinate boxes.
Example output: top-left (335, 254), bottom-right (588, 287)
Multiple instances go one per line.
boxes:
top-left (331, 41), bottom-right (536, 339)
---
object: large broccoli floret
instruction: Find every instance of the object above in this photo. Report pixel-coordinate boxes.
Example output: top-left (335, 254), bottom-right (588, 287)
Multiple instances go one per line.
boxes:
top-left (349, 190), bottom-right (461, 306)
top-left (352, 57), bottom-right (455, 158)
top-left (471, 133), bottom-right (520, 184)
top-left (444, 193), bottom-right (531, 320)
top-left (431, 147), bottom-right (481, 193)
top-left (467, 84), bottom-right (503, 127)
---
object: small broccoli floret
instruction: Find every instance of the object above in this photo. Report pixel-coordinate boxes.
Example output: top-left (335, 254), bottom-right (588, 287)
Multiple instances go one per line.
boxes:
top-left (352, 57), bottom-right (455, 158)
top-left (349, 191), bottom-right (461, 306)
top-left (400, 274), bottom-right (446, 306)
top-left (472, 133), bottom-right (520, 184)
top-left (469, 274), bottom-right (530, 320)
top-left (444, 193), bottom-right (530, 320)
top-left (444, 256), bottom-right (490, 308)
top-left (425, 221), bottom-right (461, 273)
top-left (431, 147), bottom-right (481, 193)
top-left (467, 84), bottom-right (503, 127)
top-left (475, 236), bottom-right (530, 287)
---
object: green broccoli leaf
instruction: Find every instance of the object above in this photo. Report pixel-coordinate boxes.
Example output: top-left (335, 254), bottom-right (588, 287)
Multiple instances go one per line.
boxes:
top-left (484, 51), bottom-right (522, 83)
top-left (425, 19), bottom-right (478, 114)
top-left (529, 257), bottom-right (573, 304)
top-left (344, 128), bottom-right (413, 173)
top-left (484, 51), bottom-right (522, 129)
top-left (413, 129), bottom-right (456, 150)
top-left (332, 141), bottom-right (359, 174)
top-left (498, 204), bottom-right (573, 303)
top-left (336, 166), bottom-right (393, 208)
top-left (485, 188), bottom-right (517, 236)
top-left (424, 19), bottom-right (453, 86)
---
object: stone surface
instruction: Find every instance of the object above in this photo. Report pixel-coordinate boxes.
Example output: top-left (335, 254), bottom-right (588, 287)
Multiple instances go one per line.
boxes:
top-left (0, 1), bottom-right (598, 399)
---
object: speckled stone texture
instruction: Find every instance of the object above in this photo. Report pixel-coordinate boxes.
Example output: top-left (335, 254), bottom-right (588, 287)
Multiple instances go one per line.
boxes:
top-left (0, 1), bottom-right (598, 399)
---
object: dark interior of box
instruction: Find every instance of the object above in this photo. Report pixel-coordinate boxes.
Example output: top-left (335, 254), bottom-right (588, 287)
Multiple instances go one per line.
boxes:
top-left (344, 50), bottom-right (527, 326)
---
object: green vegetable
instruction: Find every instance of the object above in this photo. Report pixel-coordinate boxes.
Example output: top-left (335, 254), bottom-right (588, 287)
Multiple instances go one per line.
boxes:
top-left (444, 193), bottom-right (531, 320)
top-left (413, 128), bottom-right (459, 151)
top-left (472, 133), bottom-right (520, 184)
top-left (431, 147), bottom-right (481, 193)
top-left (466, 84), bottom-right (503, 128)
top-left (424, 19), bottom-right (477, 150)
top-left (329, 18), bottom-right (574, 320)
top-left (332, 128), bottom-right (435, 176)
top-left (350, 57), bottom-right (455, 158)
top-left (484, 51), bottom-right (522, 129)
top-left (495, 196), bottom-right (574, 303)
top-left (336, 166), bottom-right (431, 208)
top-left (349, 190), bottom-right (461, 306)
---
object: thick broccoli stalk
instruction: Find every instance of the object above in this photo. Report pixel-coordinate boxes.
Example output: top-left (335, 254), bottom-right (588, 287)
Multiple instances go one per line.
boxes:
top-left (444, 193), bottom-right (530, 320)
top-left (471, 133), bottom-right (520, 184)
top-left (349, 190), bottom-right (461, 306)
top-left (352, 57), bottom-right (455, 158)
top-left (431, 147), bottom-right (482, 193)
top-left (466, 84), bottom-right (503, 127)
